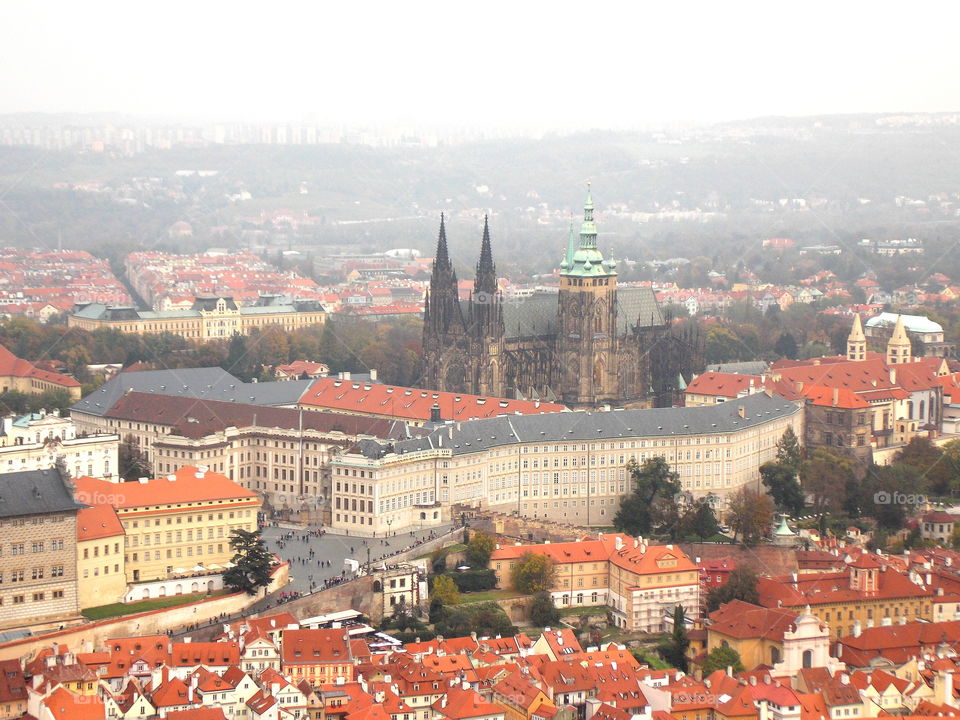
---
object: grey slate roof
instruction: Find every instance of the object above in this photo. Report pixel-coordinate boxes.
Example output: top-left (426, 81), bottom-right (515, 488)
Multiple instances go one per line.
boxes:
top-left (357, 391), bottom-right (800, 459)
top-left (71, 367), bottom-right (317, 417)
top-left (705, 361), bottom-right (771, 375)
top-left (0, 468), bottom-right (84, 518)
top-left (488, 287), bottom-right (663, 341)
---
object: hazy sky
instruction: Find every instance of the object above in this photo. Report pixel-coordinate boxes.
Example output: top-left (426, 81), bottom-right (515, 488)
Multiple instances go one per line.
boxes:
top-left (2, 1), bottom-right (959, 128)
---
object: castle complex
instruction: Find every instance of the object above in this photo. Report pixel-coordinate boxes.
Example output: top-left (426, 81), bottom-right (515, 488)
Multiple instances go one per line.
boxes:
top-left (423, 188), bottom-right (697, 409)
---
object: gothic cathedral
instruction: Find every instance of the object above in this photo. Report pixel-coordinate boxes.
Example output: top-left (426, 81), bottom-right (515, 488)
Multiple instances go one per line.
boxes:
top-left (423, 187), bottom-right (694, 408)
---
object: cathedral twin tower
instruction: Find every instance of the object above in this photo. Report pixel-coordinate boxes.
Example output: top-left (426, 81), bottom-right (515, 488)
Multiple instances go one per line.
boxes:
top-left (423, 188), bottom-right (681, 409)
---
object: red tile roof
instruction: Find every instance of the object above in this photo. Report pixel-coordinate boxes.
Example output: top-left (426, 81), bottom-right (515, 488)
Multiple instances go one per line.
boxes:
top-left (74, 467), bottom-right (257, 509)
top-left (77, 504), bottom-right (124, 541)
top-left (281, 629), bottom-right (351, 665)
top-left (708, 600), bottom-right (803, 641)
top-left (41, 687), bottom-right (106, 720)
top-left (0, 343), bottom-right (80, 387)
top-left (298, 378), bottom-right (567, 422)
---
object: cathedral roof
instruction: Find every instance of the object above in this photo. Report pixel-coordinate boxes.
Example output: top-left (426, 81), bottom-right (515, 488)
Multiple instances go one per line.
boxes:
top-left (488, 286), bottom-right (664, 342)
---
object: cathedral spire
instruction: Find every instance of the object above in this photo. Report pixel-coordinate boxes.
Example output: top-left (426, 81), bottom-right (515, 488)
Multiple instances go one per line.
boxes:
top-left (433, 213), bottom-right (452, 275)
top-left (475, 214), bottom-right (497, 295)
top-left (579, 182), bottom-right (597, 250)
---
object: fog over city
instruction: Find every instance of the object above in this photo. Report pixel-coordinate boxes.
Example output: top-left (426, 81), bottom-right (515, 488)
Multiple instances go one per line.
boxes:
top-left (2, 0), bottom-right (959, 127)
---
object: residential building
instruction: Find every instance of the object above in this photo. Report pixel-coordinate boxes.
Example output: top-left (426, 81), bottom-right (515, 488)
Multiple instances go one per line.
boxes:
top-left (0, 468), bottom-right (83, 630)
top-left (0, 344), bottom-right (81, 400)
top-left (330, 392), bottom-right (803, 534)
top-left (756, 555), bottom-right (932, 639)
top-left (73, 466), bottom-right (260, 585)
top-left (280, 629), bottom-right (353, 686)
top-left (0, 659), bottom-right (27, 720)
top-left (76, 503), bottom-right (126, 609)
top-left (920, 512), bottom-right (956, 544)
top-left (491, 535), bottom-right (699, 632)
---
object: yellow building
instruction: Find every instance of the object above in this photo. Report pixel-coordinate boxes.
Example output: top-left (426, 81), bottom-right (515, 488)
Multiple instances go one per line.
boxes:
top-left (68, 295), bottom-right (326, 341)
top-left (73, 465), bottom-right (261, 584)
top-left (0, 344), bottom-right (81, 400)
top-left (76, 504), bottom-right (127, 609)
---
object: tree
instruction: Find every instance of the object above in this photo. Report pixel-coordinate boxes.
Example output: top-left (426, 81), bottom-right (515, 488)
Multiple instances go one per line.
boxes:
top-left (773, 332), bottom-right (798, 359)
top-left (509, 552), bottom-right (556, 594)
top-left (701, 646), bottom-right (745, 675)
top-left (222, 529), bottom-right (277, 595)
top-left (118, 433), bottom-right (151, 480)
top-left (466, 531), bottom-right (496, 569)
top-left (222, 332), bottom-right (256, 382)
top-left (658, 605), bottom-right (690, 671)
top-left (776, 427), bottom-right (803, 476)
top-left (529, 591), bottom-right (561, 627)
top-left (678, 500), bottom-right (721, 540)
top-left (431, 574), bottom-right (461, 606)
top-left (430, 549), bottom-right (448, 574)
top-left (725, 487), bottom-right (774, 546)
top-left (706, 567), bottom-right (760, 612)
top-left (801, 448), bottom-right (857, 515)
top-left (760, 462), bottom-right (805, 515)
top-left (428, 596), bottom-right (446, 624)
top-left (615, 458), bottom-right (681, 536)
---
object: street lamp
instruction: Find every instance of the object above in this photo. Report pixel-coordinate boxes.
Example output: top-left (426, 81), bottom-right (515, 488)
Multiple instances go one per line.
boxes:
top-left (386, 517), bottom-right (393, 538)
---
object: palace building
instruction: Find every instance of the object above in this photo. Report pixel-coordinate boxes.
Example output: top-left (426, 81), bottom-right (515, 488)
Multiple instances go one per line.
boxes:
top-left (422, 188), bottom-right (699, 409)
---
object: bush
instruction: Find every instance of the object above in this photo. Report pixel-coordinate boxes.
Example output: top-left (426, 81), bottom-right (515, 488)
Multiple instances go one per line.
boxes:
top-left (529, 591), bottom-right (560, 627)
top-left (448, 569), bottom-right (497, 593)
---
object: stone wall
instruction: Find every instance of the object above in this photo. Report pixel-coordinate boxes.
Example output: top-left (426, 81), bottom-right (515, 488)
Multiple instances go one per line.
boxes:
top-left (0, 561), bottom-right (289, 663)
top-left (462, 510), bottom-right (589, 545)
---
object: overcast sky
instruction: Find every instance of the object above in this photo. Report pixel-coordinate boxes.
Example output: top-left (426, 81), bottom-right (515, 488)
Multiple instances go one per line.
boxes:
top-left (2, 1), bottom-right (959, 128)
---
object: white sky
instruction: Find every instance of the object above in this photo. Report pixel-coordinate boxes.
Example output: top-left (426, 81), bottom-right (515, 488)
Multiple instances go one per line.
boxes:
top-left (2, 0), bottom-right (959, 128)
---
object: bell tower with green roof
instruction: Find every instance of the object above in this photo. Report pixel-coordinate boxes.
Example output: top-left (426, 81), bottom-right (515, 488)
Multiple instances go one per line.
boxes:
top-left (557, 184), bottom-right (620, 407)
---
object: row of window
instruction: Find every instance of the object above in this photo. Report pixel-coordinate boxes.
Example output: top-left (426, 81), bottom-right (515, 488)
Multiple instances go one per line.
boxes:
top-left (0, 566), bottom-right (66, 583)
top-left (0, 538), bottom-right (66, 556)
top-left (0, 589), bottom-right (65, 606)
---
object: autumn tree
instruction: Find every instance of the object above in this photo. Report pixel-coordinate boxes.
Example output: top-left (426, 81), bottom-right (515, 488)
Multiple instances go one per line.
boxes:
top-left (801, 448), bottom-right (857, 515)
top-left (509, 552), bottom-right (556, 594)
top-left (726, 487), bottom-right (774, 546)
top-left (706, 567), bottom-right (760, 612)
top-left (431, 574), bottom-right (461, 606)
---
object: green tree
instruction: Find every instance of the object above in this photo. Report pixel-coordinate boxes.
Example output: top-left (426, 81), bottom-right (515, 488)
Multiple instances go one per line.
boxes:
top-left (509, 552), bottom-right (556, 594)
top-left (701, 646), bottom-right (745, 675)
top-left (760, 462), bottom-right (805, 515)
top-left (429, 596), bottom-right (446, 624)
top-left (773, 332), bottom-right (798, 359)
top-left (465, 531), bottom-right (497, 569)
top-left (776, 427), bottom-right (803, 475)
top-left (431, 574), bottom-right (461, 606)
top-left (222, 332), bottom-right (256, 382)
top-left (223, 529), bottom-right (277, 595)
top-left (801, 448), bottom-right (857, 515)
top-left (658, 605), bottom-right (690, 671)
top-left (706, 567), bottom-right (760, 612)
top-left (529, 591), bottom-right (561, 627)
top-left (678, 500), bottom-right (721, 540)
top-left (615, 458), bottom-right (681, 536)
top-left (725, 487), bottom-right (774, 546)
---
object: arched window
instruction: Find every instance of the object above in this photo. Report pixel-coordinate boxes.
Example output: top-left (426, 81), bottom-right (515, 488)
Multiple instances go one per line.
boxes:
top-left (770, 647), bottom-right (781, 665)
top-left (721, 640), bottom-right (729, 649)
top-left (920, 400), bottom-right (926, 419)
top-left (802, 650), bottom-right (813, 668)
top-left (562, 594), bottom-right (569, 606)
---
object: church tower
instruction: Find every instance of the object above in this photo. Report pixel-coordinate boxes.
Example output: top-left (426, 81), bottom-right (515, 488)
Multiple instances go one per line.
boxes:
top-left (423, 215), bottom-right (470, 391)
top-left (556, 184), bottom-right (619, 407)
top-left (470, 215), bottom-right (504, 395)
top-left (847, 313), bottom-right (866, 361)
top-left (886, 314), bottom-right (912, 364)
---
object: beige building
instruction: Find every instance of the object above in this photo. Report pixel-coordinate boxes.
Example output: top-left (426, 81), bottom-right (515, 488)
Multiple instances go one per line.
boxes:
top-left (73, 466), bottom-right (261, 584)
top-left (76, 504), bottom-right (127, 608)
top-left (491, 534), bottom-right (699, 632)
top-left (0, 344), bottom-right (81, 400)
top-left (330, 392), bottom-right (803, 535)
top-left (1, 411), bottom-right (118, 480)
top-left (69, 295), bottom-right (326, 341)
top-left (0, 468), bottom-right (83, 631)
